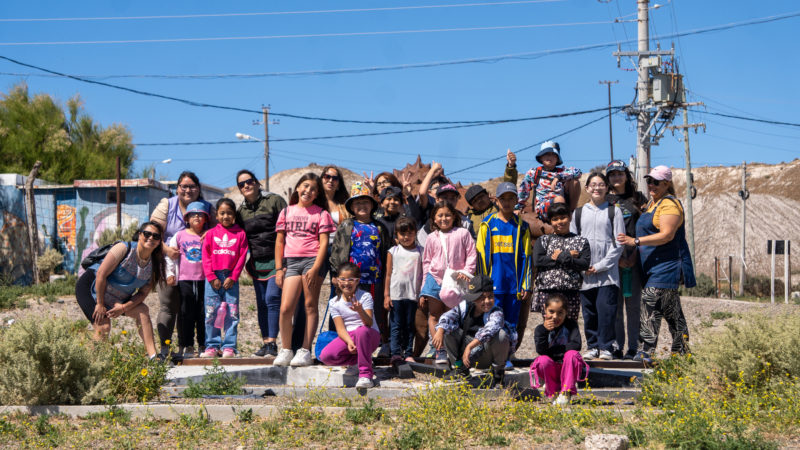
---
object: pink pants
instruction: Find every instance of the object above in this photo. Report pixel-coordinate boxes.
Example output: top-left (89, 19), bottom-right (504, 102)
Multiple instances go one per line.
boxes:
top-left (529, 350), bottom-right (588, 398)
top-left (319, 326), bottom-right (381, 378)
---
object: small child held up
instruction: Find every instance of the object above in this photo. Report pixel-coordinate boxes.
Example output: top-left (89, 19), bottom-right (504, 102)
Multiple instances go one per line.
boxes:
top-left (530, 293), bottom-right (587, 406)
top-left (320, 262), bottom-right (382, 389)
top-left (201, 198), bottom-right (248, 358)
top-left (173, 201), bottom-right (211, 356)
top-left (509, 141), bottom-right (582, 222)
top-left (383, 217), bottom-right (423, 364)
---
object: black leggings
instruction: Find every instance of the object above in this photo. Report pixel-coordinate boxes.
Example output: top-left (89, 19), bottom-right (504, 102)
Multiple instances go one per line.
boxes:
top-left (75, 269), bottom-right (98, 322)
top-left (178, 280), bottom-right (205, 349)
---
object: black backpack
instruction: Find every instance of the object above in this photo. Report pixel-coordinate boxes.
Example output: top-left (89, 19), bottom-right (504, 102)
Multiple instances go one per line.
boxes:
top-left (574, 204), bottom-right (617, 248)
top-left (80, 241), bottom-right (131, 270)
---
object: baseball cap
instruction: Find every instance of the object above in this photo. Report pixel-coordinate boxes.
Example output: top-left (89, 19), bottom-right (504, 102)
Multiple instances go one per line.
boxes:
top-left (464, 185), bottom-right (487, 204)
top-left (495, 182), bottom-right (518, 198)
top-left (646, 165), bottom-right (673, 181)
top-left (379, 186), bottom-right (403, 202)
top-left (464, 275), bottom-right (494, 302)
top-left (605, 160), bottom-right (628, 174)
top-left (435, 183), bottom-right (460, 197)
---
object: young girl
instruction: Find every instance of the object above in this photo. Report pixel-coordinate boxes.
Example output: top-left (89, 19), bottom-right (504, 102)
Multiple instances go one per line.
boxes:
top-left (319, 262), bottom-right (382, 389)
top-left (200, 198), bottom-right (248, 358)
top-left (421, 201), bottom-right (477, 364)
top-left (384, 217), bottom-right (423, 363)
top-left (572, 173), bottom-right (625, 361)
top-left (173, 201), bottom-right (211, 356)
top-left (273, 173), bottom-right (337, 367)
top-left (530, 293), bottom-right (587, 406)
top-left (531, 202), bottom-right (590, 321)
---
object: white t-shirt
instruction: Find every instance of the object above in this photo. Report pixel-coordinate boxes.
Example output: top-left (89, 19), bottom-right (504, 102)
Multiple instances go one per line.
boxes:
top-left (329, 290), bottom-right (380, 333)
top-left (389, 244), bottom-right (423, 301)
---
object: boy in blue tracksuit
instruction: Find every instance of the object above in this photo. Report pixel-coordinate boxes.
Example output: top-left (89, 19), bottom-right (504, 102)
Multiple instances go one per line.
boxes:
top-left (476, 182), bottom-right (533, 356)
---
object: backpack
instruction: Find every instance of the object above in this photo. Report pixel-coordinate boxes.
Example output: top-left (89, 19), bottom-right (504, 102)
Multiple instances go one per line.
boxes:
top-left (80, 241), bottom-right (131, 270)
top-left (574, 204), bottom-right (617, 248)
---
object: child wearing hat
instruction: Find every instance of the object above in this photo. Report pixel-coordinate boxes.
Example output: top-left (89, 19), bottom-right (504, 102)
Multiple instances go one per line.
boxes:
top-left (505, 142), bottom-right (582, 222)
top-left (171, 201), bottom-right (211, 356)
top-left (431, 274), bottom-right (517, 384)
top-left (464, 184), bottom-right (497, 238)
top-left (330, 181), bottom-right (393, 354)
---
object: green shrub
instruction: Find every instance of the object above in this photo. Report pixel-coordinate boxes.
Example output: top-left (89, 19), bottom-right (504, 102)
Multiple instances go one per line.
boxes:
top-left (101, 330), bottom-right (169, 403)
top-left (0, 318), bottom-right (108, 405)
top-left (37, 248), bottom-right (64, 279)
top-left (681, 273), bottom-right (716, 297)
top-left (96, 221), bottom-right (138, 247)
top-left (344, 398), bottom-right (385, 425)
top-left (744, 275), bottom-right (783, 298)
top-left (182, 360), bottom-right (246, 397)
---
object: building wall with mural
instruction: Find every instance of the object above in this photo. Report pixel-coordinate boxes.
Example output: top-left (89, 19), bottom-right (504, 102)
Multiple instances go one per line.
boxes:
top-left (0, 183), bottom-right (34, 285)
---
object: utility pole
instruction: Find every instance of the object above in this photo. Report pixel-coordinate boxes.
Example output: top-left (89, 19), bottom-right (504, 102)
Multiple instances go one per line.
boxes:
top-left (667, 109), bottom-right (705, 267)
top-left (635, 0), bottom-right (650, 191)
top-left (116, 156), bottom-right (121, 228)
top-left (24, 161), bottom-right (42, 284)
top-left (738, 162), bottom-right (749, 296)
top-left (262, 106), bottom-right (270, 192)
top-left (599, 80), bottom-right (619, 161)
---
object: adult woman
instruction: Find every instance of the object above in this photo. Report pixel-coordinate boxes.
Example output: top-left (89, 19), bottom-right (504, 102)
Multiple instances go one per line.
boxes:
top-left (605, 160), bottom-right (647, 359)
top-left (235, 170), bottom-right (287, 357)
top-left (321, 165), bottom-right (351, 231)
top-left (75, 222), bottom-right (166, 358)
top-left (617, 166), bottom-right (696, 364)
top-left (150, 171), bottom-right (214, 356)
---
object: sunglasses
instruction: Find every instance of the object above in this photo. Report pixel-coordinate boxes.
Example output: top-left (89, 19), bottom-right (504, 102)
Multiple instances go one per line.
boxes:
top-left (645, 177), bottom-right (662, 186)
top-left (237, 178), bottom-right (258, 189)
top-left (141, 230), bottom-right (162, 241)
top-left (322, 174), bottom-right (340, 182)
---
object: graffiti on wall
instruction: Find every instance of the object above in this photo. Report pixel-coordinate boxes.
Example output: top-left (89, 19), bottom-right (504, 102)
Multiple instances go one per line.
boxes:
top-left (0, 185), bottom-right (33, 285)
top-left (76, 207), bottom-right (137, 275)
top-left (56, 204), bottom-right (77, 252)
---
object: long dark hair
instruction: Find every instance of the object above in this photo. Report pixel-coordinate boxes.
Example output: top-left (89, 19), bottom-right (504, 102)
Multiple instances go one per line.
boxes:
top-left (372, 172), bottom-right (402, 196)
top-left (132, 221), bottom-right (166, 290)
top-left (290, 173), bottom-right (329, 211)
top-left (609, 168), bottom-right (637, 198)
top-left (236, 169), bottom-right (261, 190)
top-left (177, 171), bottom-right (204, 200)
top-left (429, 201), bottom-right (461, 232)
top-left (585, 172), bottom-right (609, 188)
top-left (320, 165), bottom-right (349, 205)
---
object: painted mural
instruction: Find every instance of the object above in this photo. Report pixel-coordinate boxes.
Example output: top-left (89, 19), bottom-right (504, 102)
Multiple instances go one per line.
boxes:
top-left (56, 204), bottom-right (77, 252)
top-left (0, 185), bottom-right (33, 285)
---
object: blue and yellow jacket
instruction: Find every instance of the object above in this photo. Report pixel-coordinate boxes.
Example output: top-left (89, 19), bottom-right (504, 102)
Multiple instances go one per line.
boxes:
top-left (476, 212), bottom-right (533, 297)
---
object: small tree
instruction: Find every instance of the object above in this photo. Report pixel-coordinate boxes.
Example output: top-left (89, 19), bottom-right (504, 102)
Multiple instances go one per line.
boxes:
top-left (96, 221), bottom-right (139, 247)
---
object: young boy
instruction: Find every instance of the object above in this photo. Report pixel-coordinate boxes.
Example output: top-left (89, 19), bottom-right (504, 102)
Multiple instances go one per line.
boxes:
top-left (384, 217), bottom-right (423, 364)
top-left (330, 181), bottom-right (393, 355)
top-left (464, 185), bottom-right (497, 238)
top-left (504, 142), bottom-right (582, 222)
top-left (432, 275), bottom-right (517, 385)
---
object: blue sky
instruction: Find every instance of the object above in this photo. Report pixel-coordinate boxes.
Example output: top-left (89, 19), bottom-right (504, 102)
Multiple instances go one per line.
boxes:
top-left (1, 1), bottom-right (798, 189)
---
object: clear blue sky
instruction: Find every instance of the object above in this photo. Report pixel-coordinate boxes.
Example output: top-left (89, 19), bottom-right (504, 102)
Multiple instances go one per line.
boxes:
top-left (1, 1), bottom-right (798, 189)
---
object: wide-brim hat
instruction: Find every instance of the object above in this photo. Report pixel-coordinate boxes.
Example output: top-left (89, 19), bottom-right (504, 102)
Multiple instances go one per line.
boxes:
top-left (345, 181), bottom-right (379, 215)
top-left (535, 140), bottom-right (563, 166)
top-left (184, 201), bottom-right (210, 221)
top-left (464, 275), bottom-right (494, 302)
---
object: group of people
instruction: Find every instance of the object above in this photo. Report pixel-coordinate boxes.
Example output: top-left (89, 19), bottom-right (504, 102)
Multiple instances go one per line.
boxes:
top-left (75, 139), bottom-right (695, 399)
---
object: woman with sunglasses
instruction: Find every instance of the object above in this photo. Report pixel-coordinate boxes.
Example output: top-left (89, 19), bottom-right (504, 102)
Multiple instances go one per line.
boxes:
top-left (75, 222), bottom-right (166, 358)
top-left (616, 166), bottom-right (696, 364)
top-left (150, 171), bottom-right (215, 357)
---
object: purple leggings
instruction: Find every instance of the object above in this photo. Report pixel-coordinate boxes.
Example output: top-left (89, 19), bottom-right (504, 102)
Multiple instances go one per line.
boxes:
top-left (319, 326), bottom-right (381, 378)
top-left (530, 350), bottom-right (589, 398)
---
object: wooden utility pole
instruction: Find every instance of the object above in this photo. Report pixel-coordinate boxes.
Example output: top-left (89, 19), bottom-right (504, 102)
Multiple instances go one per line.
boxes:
top-left (116, 156), bottom-right (122, 227)
top-left (738, 162), bottom-right (748, 296)
top-left (599, 80), bottom-right (618, 161)
top-left (24, 161), bottom-right (42, 284)
top-left (262, 106), bottom-right (270, 192)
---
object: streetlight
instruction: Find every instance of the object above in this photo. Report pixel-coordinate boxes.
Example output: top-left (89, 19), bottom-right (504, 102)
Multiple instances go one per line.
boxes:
top-left (236, 132), bottom-right (269, 191)
top-left (151, 158), bottom-right (172, 179)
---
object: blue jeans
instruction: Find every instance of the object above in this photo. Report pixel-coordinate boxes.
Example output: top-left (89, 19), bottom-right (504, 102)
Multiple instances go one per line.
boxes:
top-left (204, 270), bottom-right (240, 351)
top-left (389, 299), bottom-right (418, 358)
top-left (253, 277), bottom-right (281, 340)
top-left (494, 293), bottom-right (521, 328)
top-left (580, 285), bottom-right (619, 352)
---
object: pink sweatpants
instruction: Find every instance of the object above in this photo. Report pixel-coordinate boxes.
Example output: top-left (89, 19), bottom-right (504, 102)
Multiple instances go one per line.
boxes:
top-left (319, 326), bottom-right (381, 378)
top-left (530, 350), bottom-right (588, 398)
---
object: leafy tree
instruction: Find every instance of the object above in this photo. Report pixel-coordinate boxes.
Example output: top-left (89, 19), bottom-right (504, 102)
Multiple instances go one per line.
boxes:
top-left (0, 82), bottom-right (134, 184)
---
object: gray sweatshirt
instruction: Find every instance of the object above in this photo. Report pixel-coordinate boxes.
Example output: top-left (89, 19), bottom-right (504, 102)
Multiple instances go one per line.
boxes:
top-left (570, 201), bottom-right (626, 290)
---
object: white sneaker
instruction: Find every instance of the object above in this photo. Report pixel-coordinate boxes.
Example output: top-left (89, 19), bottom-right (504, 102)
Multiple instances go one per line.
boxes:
top-left (553, 392), bottom-right (571, 406)
top-left (355, 377), bottom-right (374, 389)
top-left (582, 348), bottom-right (599, 360)
top-left (343, 365), bottom-right (359, 377)
top-left (377, 343), bottom-right (391, 358)
top-left (434, 349), bottom-right (449, 365)
top-left (290, 348), bottom-right (313, 366)
top-left (598, 350), bottom-right (614, 360)
top-left (273, 348), bottom-right (294, 366)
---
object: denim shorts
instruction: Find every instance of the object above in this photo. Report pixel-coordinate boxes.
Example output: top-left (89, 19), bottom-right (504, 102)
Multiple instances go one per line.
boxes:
top-left (419, 273), bottom-right (442, 300)
top-left (285, 256), bottom-right (328, 279)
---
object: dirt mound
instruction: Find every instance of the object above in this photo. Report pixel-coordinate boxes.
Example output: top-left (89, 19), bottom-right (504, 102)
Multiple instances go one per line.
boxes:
top-left (225, 164), bottom-right (361, 205)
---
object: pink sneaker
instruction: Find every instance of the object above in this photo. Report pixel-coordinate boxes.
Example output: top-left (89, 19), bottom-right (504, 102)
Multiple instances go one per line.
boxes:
top-left (221, 348), bottom-right (236, 358)
top-left (200, 348), bottom-right (219, 358)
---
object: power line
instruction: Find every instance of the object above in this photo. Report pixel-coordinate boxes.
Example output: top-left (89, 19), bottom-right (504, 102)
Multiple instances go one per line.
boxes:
top-left (690, 110), bottom-right (800, 128)
top-left (0, 20), bottom-right (615, 46)
top-left (0, 1), bottom-right (563, 22)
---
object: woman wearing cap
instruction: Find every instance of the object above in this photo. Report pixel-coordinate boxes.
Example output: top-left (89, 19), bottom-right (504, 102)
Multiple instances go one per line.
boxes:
top-left (605, 160), bottom-right (647, 360)
top-left (616, 165), bottom-right (696, 364)
top-left (150, 171), bottom-right (215, 357)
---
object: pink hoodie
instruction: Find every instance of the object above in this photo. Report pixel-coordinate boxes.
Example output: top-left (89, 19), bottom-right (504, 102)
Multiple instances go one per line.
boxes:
top-left (202, 223), bottom-right (248, 282)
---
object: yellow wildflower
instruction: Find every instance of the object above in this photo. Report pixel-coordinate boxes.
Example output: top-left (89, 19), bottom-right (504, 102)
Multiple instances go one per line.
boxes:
top-left (165, 339), bottom-right (171, 345)
top-left (140, 368), bottom-right (148, 377)
top-left (121, 330), bottom-right (127, 335)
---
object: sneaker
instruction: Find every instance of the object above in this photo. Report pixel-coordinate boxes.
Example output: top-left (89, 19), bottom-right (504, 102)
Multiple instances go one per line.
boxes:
top-left (221, 348), bottom-right (236, 358)
top-left (632, 351), bottom-right (654, 365)
top-left (377, 343), bottom-right (391, 358)
top-left (612, 349), bottom-right (624, 360)
top-left (582, 348), bottom-right (599, 360)
top-left (290, 348), bottom-right (313, 367)
top-left (504, 360), bottom-right (514, 370)
top-left (343, 365), bottom-right (359, 377)
top-left (273, 348), bottom-right (294, 366)
top-left (200, 348), bottom-right (219, 358)
top-left (490, 364), bottom-right (505, 388)
top-left (623, 352), bottom-right (636, 360)
top-left (434, 349), bottom-right (449, 365)
top-left (553, 392), bottom-right (571, 406)
top-left (424, 346), bottom-right (436, 359)
top-left (404, 356), bottom-right (416, 363)
top-left (254, 342), bottom-right (278, 357)
top-left (355, 377), bottom-right (374, 389)
top-left (598, 350), bottom-right (614, 360)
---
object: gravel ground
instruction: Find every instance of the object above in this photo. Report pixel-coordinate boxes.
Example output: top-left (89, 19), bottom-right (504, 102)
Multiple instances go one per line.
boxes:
top-left (5, 283), bottom-right (798, 359)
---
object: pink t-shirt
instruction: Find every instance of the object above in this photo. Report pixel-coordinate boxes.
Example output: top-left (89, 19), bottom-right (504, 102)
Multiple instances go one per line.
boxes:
top-left (276, 204), bottom-right (336, 258)
top-left (174, 229), bottom-right (205, 281)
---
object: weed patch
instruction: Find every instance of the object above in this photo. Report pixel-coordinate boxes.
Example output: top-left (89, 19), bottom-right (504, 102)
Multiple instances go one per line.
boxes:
top-left (182, 359), bottom-right (246, 398)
